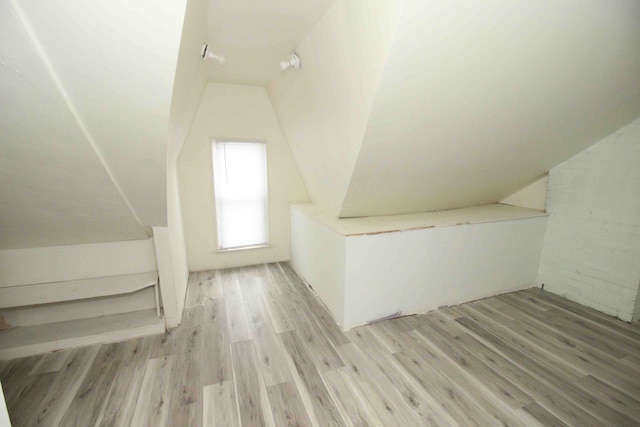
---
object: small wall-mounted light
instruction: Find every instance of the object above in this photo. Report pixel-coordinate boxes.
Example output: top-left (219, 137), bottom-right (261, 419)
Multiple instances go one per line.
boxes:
top-left (280, 52), bottom-right (301, 71)
top-left (201, 43), bottom-right (225, 65)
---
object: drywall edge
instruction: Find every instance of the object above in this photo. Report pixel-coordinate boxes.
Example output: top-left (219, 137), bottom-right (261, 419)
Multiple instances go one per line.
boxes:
top-left (290, 206), bottom-right (346, 326)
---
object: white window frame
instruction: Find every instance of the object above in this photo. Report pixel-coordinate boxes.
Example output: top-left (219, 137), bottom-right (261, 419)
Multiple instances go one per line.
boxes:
top-left (212, 139), bottom-right (270, 251)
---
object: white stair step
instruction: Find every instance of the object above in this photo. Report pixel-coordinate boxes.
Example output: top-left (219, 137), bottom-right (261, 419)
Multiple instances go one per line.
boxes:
top-left (0, 309), bottom-right (164, 360)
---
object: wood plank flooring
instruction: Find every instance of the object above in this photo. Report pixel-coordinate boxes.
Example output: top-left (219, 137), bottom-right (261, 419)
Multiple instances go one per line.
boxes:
top-left (2, 262), bottom-right (640, 426)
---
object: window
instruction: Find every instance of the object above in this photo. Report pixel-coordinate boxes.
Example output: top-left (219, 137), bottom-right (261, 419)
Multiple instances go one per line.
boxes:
top-left (212, 140), bottom-right (269, 250)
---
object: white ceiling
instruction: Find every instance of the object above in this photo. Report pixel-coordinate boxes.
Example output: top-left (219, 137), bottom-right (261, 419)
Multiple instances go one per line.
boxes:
top-left (205, 0), bottom-right (335, 85)
top-left (0, 0), bottom-right (186, 249)
top-left (267, 0), bottom-right (640, 218)
top-left (340, 0), bottom-right (640, 217)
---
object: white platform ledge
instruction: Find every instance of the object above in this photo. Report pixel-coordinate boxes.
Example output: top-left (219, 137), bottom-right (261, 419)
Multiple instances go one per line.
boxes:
top-left (0, 309), bottom-right (164, 360)
top-left (291, 203), bottom-right (546, 236)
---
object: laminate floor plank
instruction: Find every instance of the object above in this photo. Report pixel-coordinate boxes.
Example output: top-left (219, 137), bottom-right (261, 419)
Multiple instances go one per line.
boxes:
top-left (225, 294), bottom-right (253, 343)
top-left (231, 339), bottom-right (270, 427)
top-left (97, 337), bottom-right (153, 427)
top-left (523, 402), bottom-right (569, 427)
top-left (279, 330), bottom-right (346, 427)
top-left (4, 372), bottom-right (57, 427)
top-left (498, 301), bottom-right (640, 399)
top-left (60, 342), bottom-right (126, 427)
top-left (251, 322), bottom-right (292, 387)
top-left (532, 289), bottom-right (640, 342)
top-left (29, 349), bottom-right (72, 375)
top-left (262, 291), bottom-right (295, 333)
top-left (244, 294), bottom-right (272, 329)
top-left (575, 375), bottom-right (640, 422)
top-left (414, 311), bottom-right (466, 337)
top-left (202, 299), bottom-right (232, 385)
top-left (456, 305), bottom-right (585, 382)
top-left (31, 345), bottom-right (100, 427)
top-left (334, 342), bottom-right (424, 427)
top-left (457, 317), bottom-right (632, 426)
top-left (185, 271), bottom-right (205, 309)
top-left (394, 347), bottom-right (496, 427)
top-left (415, 317), bottom-right (533, 409)
top-left (345, 327), bottom-right (457, 427)
top-left (167, 306), bottom-right (204, 427)
top-left (1, 355), bottom-right (40, 404)
top-left (3, 268), bottom-right (640, 427)
top-left (406, 329), bottom-right (530, 427)
top-left (288, 301), bottom-right (344, 372)
top-left (294, 282), bottom-right (350, 347)
top-left (501, 294), bottom-right (634, 358)
top-left (131, 355), bottom-right (175, 427)
top-left (203, 381), bottom-right (240, 427)
top-left (511, 294), bottom-right (640, 352)
top-left (455, 333), bottom-right (604, 427)
top-left (202, 269), bottom-right (224, 301)
top-left (264, 263), bottom-right (294, 294)
top-left (267, 381), bottom-right (314, 427)
top-left (323, 367), bottom-right (382, 427)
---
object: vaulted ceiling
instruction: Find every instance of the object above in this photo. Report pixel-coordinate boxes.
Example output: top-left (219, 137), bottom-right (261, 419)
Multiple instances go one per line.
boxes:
top-left (204, 0), bottom-right (335, 85)
top-left (269, 0), bottom-right (640, 217)
top-left (2, 0), bottom-right (640, 250)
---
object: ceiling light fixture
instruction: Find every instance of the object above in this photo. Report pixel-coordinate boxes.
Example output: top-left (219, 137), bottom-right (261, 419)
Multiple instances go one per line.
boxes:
top-left (280, 52), bottom-right (301, 71)
top-left (201, 43), bottom-right (225, 65)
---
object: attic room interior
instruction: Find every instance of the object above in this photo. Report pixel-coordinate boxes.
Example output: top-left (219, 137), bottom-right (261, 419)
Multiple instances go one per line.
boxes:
top-left (1, 0), bottom-right (639, 425)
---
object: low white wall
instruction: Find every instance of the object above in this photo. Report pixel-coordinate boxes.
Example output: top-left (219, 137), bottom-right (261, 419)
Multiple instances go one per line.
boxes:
top-left (344, 217), bottom-right (548, 328)
top-left (290, 205), bottom-right (548, 330)
top-left (290, 207), bottom-right (346, 326)
top-left (0, 239), bottom-right (158, 326)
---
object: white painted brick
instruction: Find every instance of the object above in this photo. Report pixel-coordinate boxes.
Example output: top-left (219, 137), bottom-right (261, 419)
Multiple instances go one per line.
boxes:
top-left (537, 117), bottom-right (640, 322)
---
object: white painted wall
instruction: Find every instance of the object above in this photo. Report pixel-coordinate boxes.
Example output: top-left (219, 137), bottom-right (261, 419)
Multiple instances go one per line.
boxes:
top-left (537, 118), bottom-right (640, 322)
top-left (153, 227), bottom-right (180, 328)
top-left (500, 175), bottom-right (549, 211)
top-left (166, 0), bottom-right (209, 327)
top-left (178, 83), bottom-right (309, 271)
top-left (0, 239), bottom-right (158, 326)
top-left (268, 0), bottom-right (405, 216)
top-left (344, 217), bottom-right (548, 328)
top-left (339, 0), bottom-right (640, 217)
top-left (290, 207), bottom-right (346, 326)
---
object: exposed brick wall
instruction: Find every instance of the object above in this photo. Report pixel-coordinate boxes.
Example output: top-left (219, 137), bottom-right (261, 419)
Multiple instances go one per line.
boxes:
top-left (537, 118), bottom-right (640, 322)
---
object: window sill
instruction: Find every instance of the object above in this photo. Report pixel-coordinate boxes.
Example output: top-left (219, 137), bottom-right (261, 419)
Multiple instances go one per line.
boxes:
top-left (214, 244), bottom-right (271, 254)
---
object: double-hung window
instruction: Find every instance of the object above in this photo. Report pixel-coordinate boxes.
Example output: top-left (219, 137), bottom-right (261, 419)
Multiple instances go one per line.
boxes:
top-left (212, 140), bottom-right (269, 250)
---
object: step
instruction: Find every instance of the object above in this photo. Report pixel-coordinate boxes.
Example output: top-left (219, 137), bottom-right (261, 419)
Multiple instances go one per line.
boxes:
top-left (0, 309), bottom-right (164, 360)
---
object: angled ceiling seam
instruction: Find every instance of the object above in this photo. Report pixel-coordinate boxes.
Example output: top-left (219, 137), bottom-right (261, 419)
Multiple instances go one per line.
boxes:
top-left (12, 0), bottom-right (149, 235)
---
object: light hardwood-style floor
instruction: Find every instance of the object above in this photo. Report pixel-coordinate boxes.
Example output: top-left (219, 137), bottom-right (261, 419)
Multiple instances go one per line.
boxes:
top-left (2, 262), bottom-right (640, 426)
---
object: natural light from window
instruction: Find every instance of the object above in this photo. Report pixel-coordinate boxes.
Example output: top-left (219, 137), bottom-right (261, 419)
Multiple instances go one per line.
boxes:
top-left (212, 140), bottom-right (269, 250)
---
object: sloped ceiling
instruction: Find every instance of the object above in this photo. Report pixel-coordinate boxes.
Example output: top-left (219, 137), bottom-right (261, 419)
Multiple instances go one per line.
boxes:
top-left (205, 0), bottom-right (336, 85)
top-left (0, 0), bottom-right (186, 249)
top-left (339, 0), bottom-right (640, 217)
top-left (267, 0), bottom-right (640, 218)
